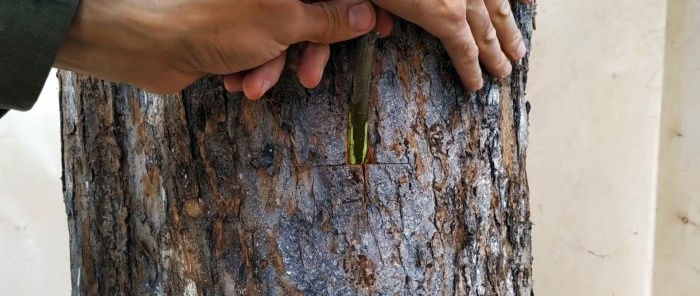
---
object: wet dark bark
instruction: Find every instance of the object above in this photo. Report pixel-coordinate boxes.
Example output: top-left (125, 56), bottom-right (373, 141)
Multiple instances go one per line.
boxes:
top-left (59, 5), bottom-right (534, 295)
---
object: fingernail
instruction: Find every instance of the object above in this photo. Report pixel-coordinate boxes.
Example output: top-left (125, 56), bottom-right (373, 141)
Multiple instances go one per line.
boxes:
top-left (260, 79), bottom-right (273, 96)
top-left (316, 69), bottom-right (324, 86)
top-left (469, 78), bottom-right (484, 91)
top-left (501, 63), bottom-right (513, 79)
top-left (349, 2), bottom-right (373, 32)
top-left (516, 41), bottom-right (527, 59)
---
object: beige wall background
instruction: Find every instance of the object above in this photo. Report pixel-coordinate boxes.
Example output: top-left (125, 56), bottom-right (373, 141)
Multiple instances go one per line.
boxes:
top-left (652, 0), bottom-right (700, 294)
top-left (0, 69), bottom-right (69, 295)
top-left (527, 0), bottom-right (666, 295)
top-left (0, 0), bottom-right (697, 295)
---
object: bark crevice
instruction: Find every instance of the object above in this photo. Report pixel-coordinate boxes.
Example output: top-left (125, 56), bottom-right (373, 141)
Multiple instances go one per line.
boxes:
top-left (60, 7), bottom-right (534, 295)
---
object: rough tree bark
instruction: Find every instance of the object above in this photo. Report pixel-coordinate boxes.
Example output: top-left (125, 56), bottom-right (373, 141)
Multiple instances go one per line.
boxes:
top-left (59, 5), bottom-right (534, 296)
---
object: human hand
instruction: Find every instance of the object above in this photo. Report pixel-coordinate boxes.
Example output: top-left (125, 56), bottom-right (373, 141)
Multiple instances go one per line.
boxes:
top-left (222, 9), bottom-right (395, 100)
top-left (371, 0), bottom-right (533, 90)
top-left (55, 0), bottom-right (380, 94)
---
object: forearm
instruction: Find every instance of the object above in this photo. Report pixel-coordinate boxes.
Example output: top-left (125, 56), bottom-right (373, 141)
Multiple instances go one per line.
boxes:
top-left (0, 0), bottom-right (79, 112)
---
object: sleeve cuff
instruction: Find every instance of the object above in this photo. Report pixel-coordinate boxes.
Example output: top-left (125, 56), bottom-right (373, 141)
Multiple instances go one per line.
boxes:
top-left (0, 0), bottom-right (80, 111)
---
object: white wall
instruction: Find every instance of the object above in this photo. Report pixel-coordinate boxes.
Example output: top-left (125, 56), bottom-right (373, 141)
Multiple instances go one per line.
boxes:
top-left (652, 0), bottom-right (700, 295)
top-left (0, 70), bottom-right (70, 296)
top-left (0, 1), bottom-right (697, 295)
top-left (527, 1), bottom-right (667, 295)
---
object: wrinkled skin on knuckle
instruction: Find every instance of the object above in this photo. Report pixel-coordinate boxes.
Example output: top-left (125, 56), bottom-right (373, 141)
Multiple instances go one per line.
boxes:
top-left (443, 4), bottom-right (467, 26)
top-left (441, 0), bottom-right (466, 20)
top-left (482, 25), bottom-right (498, 45)
top-left (493, 57), bottom-right (510, 77)
top-left (426, 0), bottom-right (466, 38)
top-left (496, 0), bottom-right (512, 17)
top-left (316, 1), bottom-right (344, 42)
top-left (473, 17), bottom-right (497, 45)
top-left (462, 41), bottom-right (480, 63)
top-left (278, 1), bottom-right (308, 43)
top-left (504, 31), bottom-right (523, 53)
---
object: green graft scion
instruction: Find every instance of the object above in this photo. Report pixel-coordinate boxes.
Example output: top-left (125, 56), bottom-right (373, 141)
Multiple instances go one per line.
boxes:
top-left (348, 33), bottom-right (377, 165)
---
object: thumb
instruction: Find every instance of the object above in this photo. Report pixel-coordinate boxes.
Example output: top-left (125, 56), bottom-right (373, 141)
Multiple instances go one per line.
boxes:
top-left (298, 0), bottom-right (376, 44)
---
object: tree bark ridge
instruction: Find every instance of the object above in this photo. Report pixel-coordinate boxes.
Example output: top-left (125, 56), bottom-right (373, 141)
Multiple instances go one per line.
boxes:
top-left (59, 4), bottom-right (534, 295)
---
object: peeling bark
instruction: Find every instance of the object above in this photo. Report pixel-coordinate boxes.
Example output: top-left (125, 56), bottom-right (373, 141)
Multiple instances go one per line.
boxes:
top-left (59, 5), bottom-right (534, 295)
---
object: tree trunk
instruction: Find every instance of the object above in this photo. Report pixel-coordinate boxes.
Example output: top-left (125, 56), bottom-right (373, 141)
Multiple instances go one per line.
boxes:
top-left (59, 6), bottom-right (534, 295)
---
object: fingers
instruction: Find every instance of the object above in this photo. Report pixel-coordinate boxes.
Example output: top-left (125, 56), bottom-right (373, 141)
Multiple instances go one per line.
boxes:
top-left (295, 7), bottom-right (392, 88)
top-left (484, 0), bottom-right (527, 61)
top-left (223, 45), bottom-right (328, 94)
top-left (466, 0), bottom-right (511, 79)
top-left (371, 0), bottom-right (462, 39)
top-left (440, 24), bottom-right (484, 91)
top-left (297, 43), bottom-right (331, 88)
top-left (371, 0), bottom-right (489, 89)
top-left (375, 8), bottom-right (394, 38)
top-left (240, 53), bottom-right (287, 100)
top-left (225, 43), bottom-right (331, 93)
top-left (223, 73), bottom-right (244, 92)
top-left (295, 0), bottom-right (376, 44)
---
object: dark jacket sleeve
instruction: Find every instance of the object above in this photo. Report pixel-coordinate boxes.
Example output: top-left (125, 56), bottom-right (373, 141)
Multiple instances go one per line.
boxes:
top-left (0, 0), bottom-right (79, 117)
